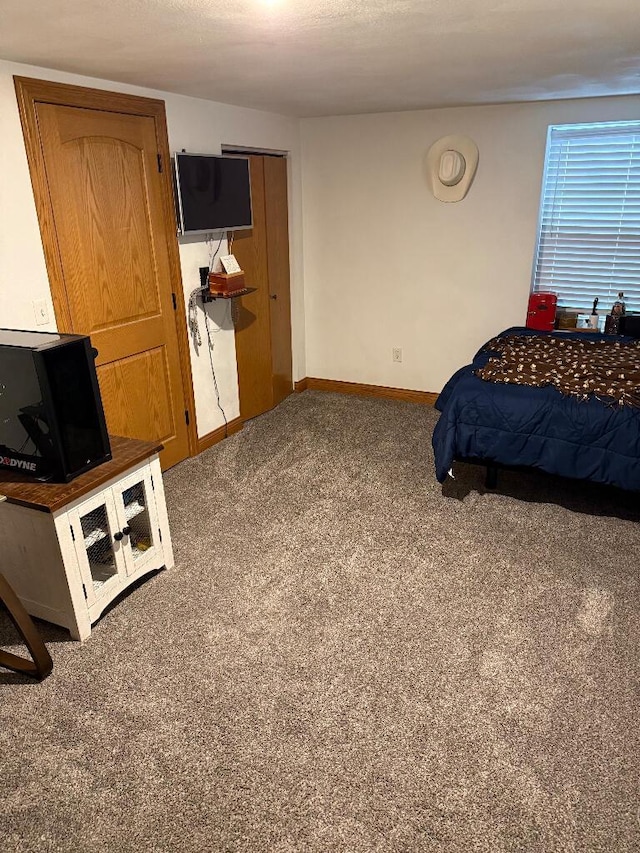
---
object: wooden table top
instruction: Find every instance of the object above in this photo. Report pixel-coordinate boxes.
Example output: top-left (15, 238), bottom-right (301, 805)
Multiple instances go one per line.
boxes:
top-left (0, 435), bottom-right (162, 513)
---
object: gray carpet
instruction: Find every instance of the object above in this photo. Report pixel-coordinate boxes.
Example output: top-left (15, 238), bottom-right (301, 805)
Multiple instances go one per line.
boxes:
top-left (1, 391), bottom-right (638, 853)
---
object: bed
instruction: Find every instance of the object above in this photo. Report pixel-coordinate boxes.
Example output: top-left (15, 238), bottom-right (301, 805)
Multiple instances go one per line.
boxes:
top-left (432, 326), bottom-right (640, 492)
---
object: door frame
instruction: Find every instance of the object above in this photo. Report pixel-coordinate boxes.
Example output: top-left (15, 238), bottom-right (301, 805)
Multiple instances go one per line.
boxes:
top-left (13, 76), bottom-right (198, 458)
top-left (221, 146), bottom-right (294, 420)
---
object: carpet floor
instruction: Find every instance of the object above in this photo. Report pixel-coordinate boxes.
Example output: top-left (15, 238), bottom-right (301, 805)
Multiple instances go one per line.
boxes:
top-left (1, 391), bottom-right (638, 852)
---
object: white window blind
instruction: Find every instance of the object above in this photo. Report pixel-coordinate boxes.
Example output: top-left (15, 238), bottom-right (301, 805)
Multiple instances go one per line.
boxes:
top-left (532, 121), bottom-right (640, 313)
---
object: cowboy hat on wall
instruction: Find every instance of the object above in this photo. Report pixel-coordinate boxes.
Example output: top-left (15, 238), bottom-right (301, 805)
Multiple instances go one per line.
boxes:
top-left (426, 134), bottom-right (479, 202)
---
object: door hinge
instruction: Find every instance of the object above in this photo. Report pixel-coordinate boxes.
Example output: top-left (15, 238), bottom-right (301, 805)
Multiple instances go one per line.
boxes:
top-left (172, 292), bottom-right (177, 311)
top-left (150, 474), bottom-right (155, 491)
top-left (185, 409), bottom-right (190, 426)
top-left (70, 525), bottom-right (75, 542)
top-left (158, 527), bottom-right (163, 543)
top-left (157, 153), bottom-right (163, 173)
top-left (82, 584), bottom-right (87, 600)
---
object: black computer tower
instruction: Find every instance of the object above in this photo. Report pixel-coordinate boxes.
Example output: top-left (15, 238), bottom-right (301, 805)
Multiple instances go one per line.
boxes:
top-left (0, 329), bottom-right (111, 482)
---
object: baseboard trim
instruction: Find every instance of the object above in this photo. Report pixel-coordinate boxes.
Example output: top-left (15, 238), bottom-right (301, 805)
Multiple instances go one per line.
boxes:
top-left (296, 377), bottom-right (438, 406)
top-left (197, 416), bottom-right (243, 454)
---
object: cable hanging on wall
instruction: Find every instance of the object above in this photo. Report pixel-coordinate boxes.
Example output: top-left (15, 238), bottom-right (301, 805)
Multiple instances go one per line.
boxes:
top-left (186, 230), bottom-right (230, 437)
top-left (203, 303), bottom-right (228, 436)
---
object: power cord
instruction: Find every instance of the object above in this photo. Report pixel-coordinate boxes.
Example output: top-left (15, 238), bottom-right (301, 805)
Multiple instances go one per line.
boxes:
top-left (207, 231), bottom-right (225, 272)
top-left (187, 284), bottom-right (229, 435)
top-left (185, 231), bottom-right (231, 438)
top-left (203, 304), bottom-right (228, 437)
top-left (188, 286), bottom-right (203, 346)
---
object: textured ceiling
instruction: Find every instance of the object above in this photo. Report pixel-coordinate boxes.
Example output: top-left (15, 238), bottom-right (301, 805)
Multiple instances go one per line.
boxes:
top-left (1, 0), bottom-right (640, 116)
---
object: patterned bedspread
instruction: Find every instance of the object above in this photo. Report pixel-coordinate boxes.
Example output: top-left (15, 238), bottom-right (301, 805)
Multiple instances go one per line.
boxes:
top-left (475, 334), bottom-right (640, 407)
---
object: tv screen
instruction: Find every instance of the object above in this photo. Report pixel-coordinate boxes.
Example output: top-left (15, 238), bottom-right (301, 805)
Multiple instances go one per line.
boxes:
top-left (174, 153), bottom-right (252, 235)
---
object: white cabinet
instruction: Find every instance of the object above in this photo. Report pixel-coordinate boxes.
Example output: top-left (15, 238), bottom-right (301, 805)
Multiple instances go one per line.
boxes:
top-left (69, 467), bottom-right (165, 617)
top-left (0, 438), bottom-right (174, 641)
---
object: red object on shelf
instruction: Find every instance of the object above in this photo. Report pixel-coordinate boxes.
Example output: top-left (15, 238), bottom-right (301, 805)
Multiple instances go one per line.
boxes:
top-left (526, 291), bottom-right (557, 331)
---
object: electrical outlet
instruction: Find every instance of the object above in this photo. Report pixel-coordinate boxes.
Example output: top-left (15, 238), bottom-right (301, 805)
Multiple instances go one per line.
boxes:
top-left (392, 347), bottom-right (402, 363)
top-left (33, 298), bottom-right (49, 326)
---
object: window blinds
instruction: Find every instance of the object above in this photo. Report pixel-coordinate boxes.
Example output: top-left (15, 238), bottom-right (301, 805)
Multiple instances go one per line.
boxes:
top-left (532, 121), bottom-right (640, 313)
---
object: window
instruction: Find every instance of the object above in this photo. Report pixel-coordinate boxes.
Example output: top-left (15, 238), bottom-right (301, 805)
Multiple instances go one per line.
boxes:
top-left (532, 121), bottom-right (640, 313)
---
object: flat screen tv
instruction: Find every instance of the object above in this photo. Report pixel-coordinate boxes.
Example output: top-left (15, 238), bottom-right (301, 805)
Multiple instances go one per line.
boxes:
top-left (173, 153), bottom-right (252, 236)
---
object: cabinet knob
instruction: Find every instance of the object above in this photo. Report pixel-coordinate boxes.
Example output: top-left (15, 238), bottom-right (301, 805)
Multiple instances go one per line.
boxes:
top-left (122, 526), bottom-right (131, 537)
top-left (114, 531), bottom-right (124, 542)
top-left (269, 294), bottom-right (277, 300)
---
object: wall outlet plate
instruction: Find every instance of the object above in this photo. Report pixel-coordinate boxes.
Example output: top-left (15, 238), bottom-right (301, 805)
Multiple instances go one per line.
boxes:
top-left (33, 298), bottom-right (49, 326)
top-left (392, 347), bottom-right (402, 363)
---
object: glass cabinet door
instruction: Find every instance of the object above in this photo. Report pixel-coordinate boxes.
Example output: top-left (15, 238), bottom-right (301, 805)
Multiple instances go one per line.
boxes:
top-left (115, 470), bottom-right (161, 576)
top-left (70, 491), bottom-right (124, 607)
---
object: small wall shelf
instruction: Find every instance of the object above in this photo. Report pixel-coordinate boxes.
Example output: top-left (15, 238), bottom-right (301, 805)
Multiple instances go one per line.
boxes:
top-left (201, 286), bottom-right (256, 303)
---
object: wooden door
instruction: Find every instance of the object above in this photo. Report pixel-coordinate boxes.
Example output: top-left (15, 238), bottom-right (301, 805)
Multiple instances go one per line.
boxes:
top-left (232, 156), bottom-right (274, 421)
top-left (14, 78), bottom-right (194, 470)
top-left (232, 154), bottom-right (293, 420)
top-left (264, 156), bottom-right (294, 407)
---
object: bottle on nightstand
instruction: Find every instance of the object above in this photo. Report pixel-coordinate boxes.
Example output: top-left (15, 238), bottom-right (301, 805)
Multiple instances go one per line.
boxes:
top-left (606, 292), bottom-right (626, 334)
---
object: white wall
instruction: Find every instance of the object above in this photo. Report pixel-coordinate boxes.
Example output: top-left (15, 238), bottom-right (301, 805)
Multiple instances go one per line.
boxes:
top-left (0, 58), bottom-right (305, 438)
top-left (300, 95), bottom-right (640, 393)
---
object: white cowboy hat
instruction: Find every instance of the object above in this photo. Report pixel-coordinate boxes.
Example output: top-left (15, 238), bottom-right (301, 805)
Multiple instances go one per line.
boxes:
top-left (425, 134), bottom-right (479, 202)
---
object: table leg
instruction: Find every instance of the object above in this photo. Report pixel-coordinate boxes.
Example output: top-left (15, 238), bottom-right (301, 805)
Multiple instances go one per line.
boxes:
top-left (0, 572), bottom-right (53, 680)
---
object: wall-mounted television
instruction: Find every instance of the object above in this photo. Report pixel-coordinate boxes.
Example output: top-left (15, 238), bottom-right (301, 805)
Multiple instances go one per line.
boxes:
top-left (173, 153), bottom-right (252, 236)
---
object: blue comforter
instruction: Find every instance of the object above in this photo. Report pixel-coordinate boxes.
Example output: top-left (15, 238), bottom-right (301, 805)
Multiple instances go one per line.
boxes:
top-left (432, 327), bottom-right (640, 490)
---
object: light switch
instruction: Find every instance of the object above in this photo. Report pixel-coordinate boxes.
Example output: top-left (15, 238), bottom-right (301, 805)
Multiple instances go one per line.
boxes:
top-left (33, 298), bottom-right (49, 326)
